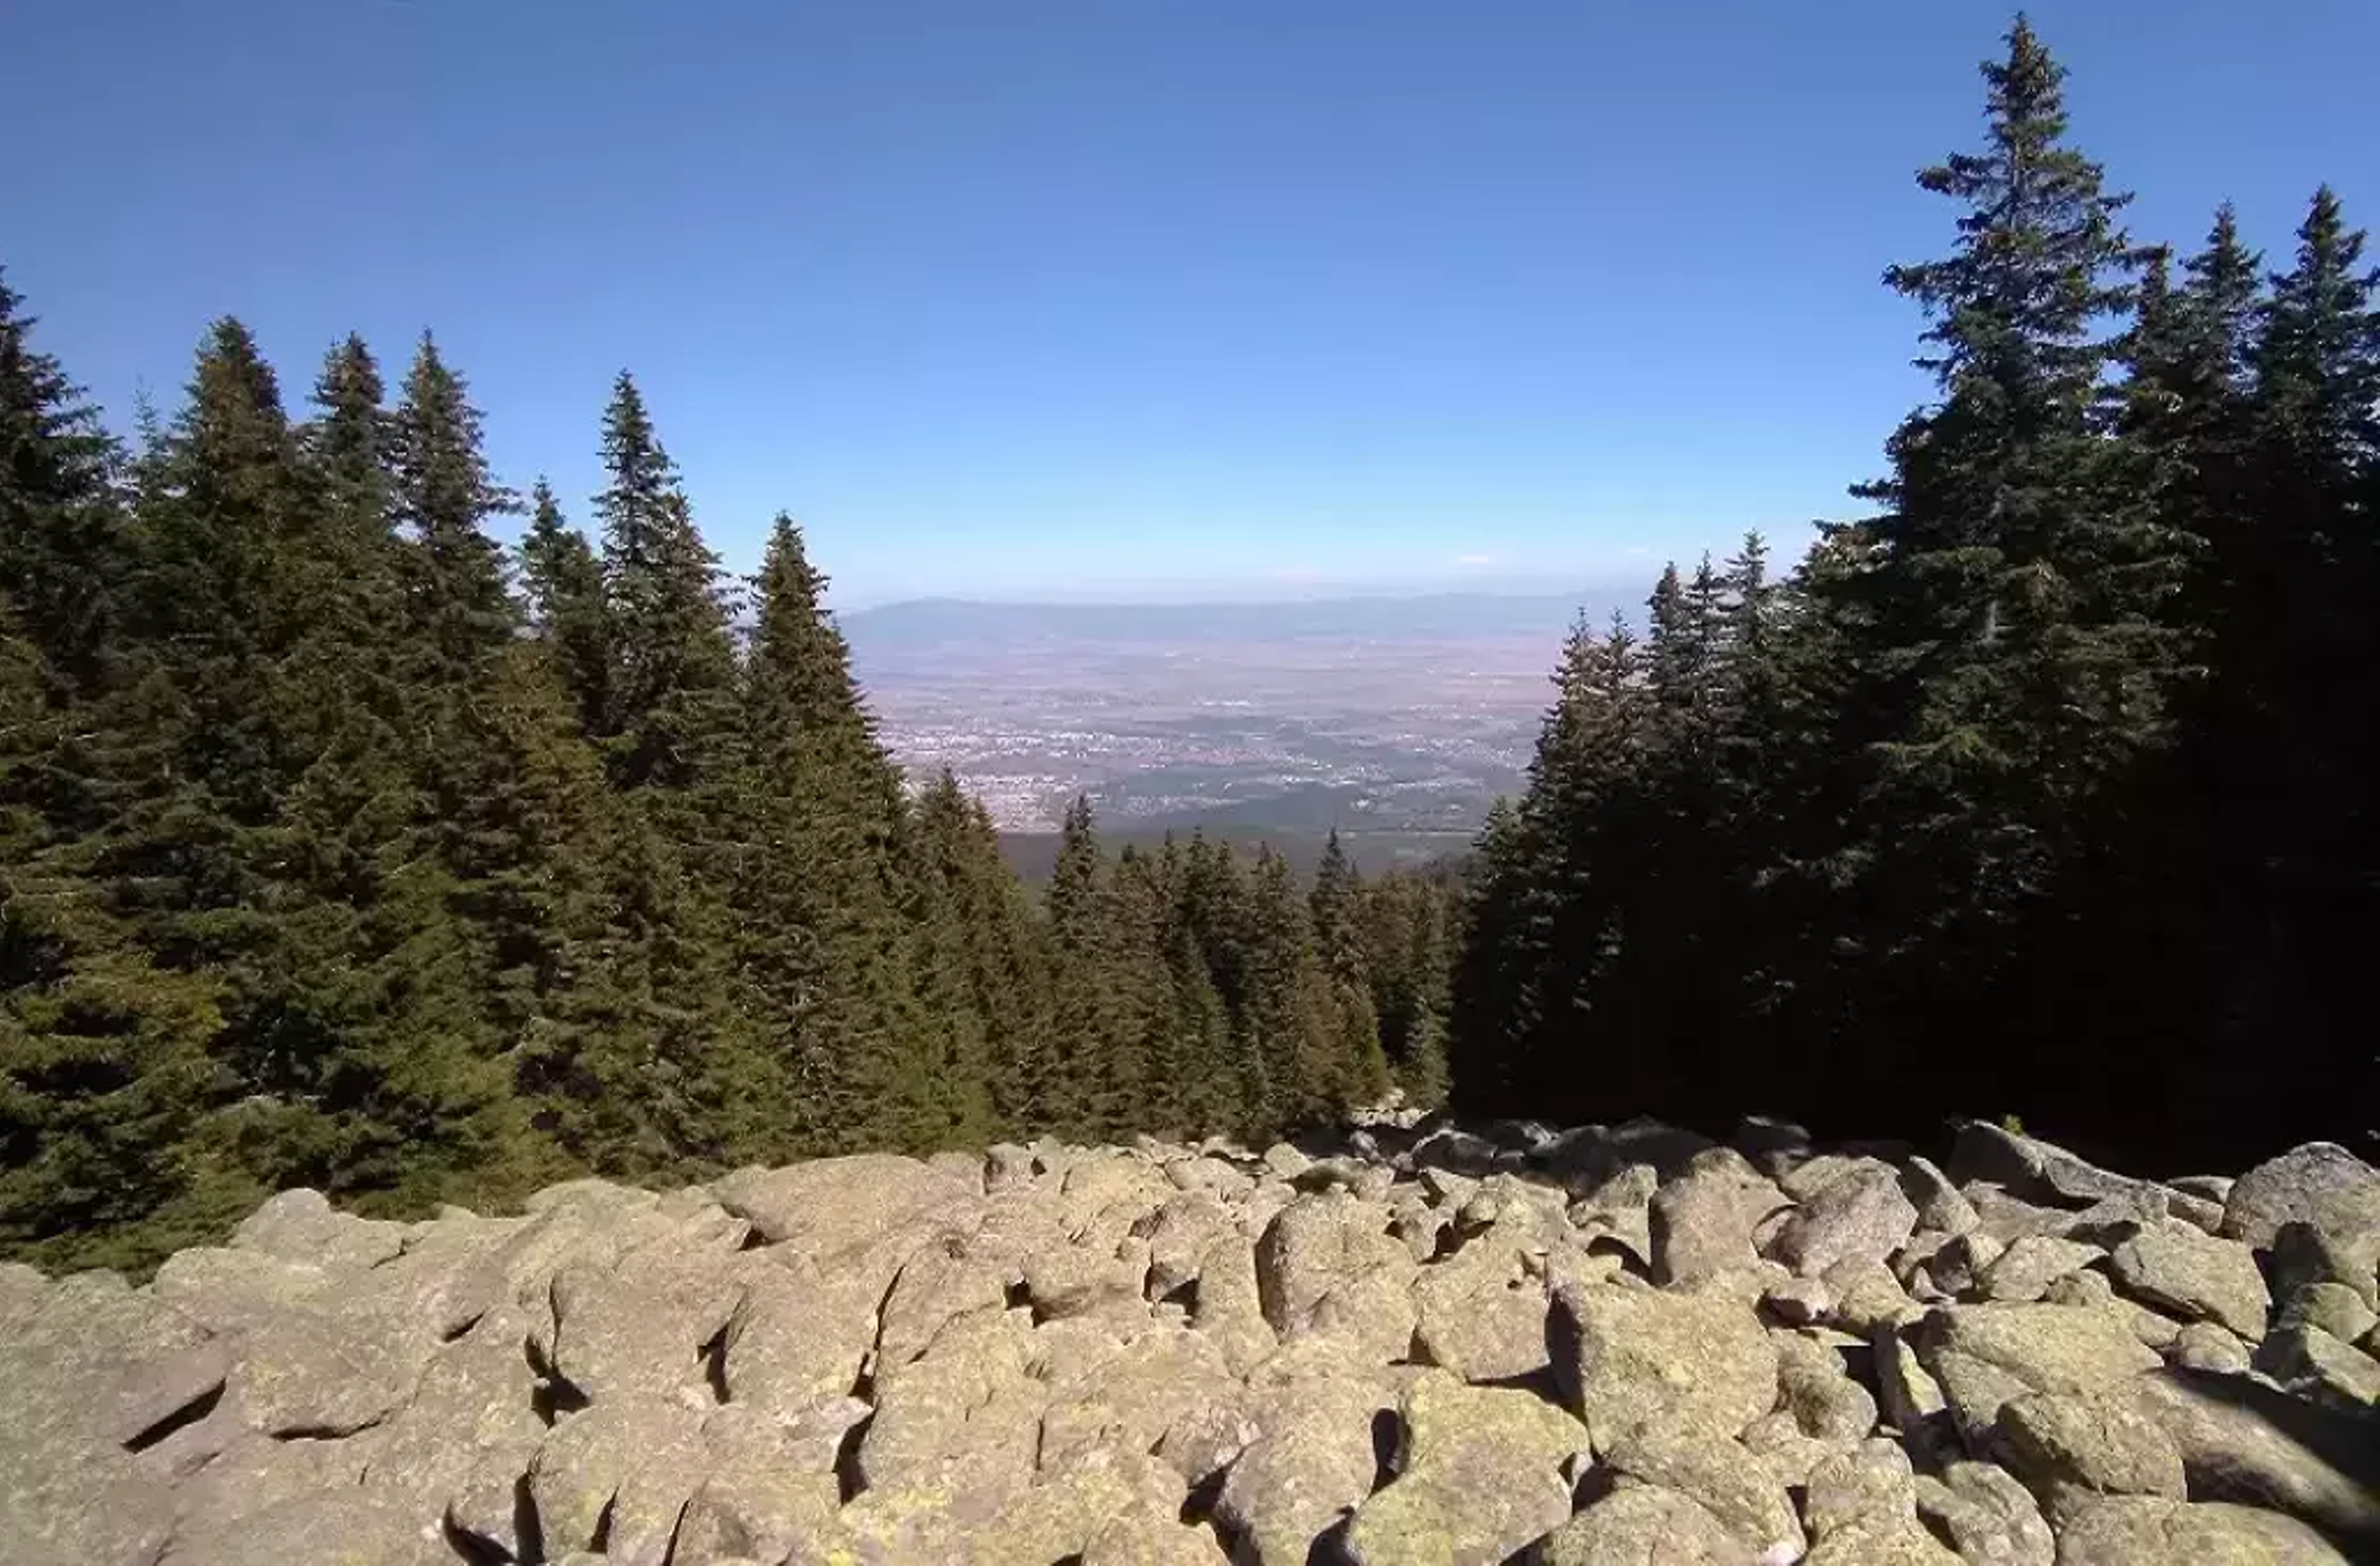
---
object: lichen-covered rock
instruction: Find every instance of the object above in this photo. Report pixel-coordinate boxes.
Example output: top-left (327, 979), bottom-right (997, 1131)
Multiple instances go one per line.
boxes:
top-left (2127, 1366), bottom-right (2380, 1547)
top-left (1990, 1387), bottom-right (2187, 1520)
top-left (2053, 1495), bottom-right (2351, 1565)
top-left (2169, 1320), bottom-right (2255, 1374)
top-left (1600, 1423), bottom-right (1804, 1562)
top-left (1551, 1277), bottom-right (1779, 1450)
top-left (1649, 1148), bottom-right (1790, 1286)
top-left (1213, 1370), bottom-right (1393, 1566)
top-left (1976, 1234), bottom-right (2101, 1304)
top-left (1776, 1330), bottom-right (1880, 1443)
top-left (1532, 1484), bottom-right (1760, 1565)
top-left (1911, 1460), bottom-right (2055, 1566)
top-left (1913, 1303), bottom-right (2162, 1441)
top-left (720, 1257), bottom-right (876, 1412)
top-left (2277, 1281), bottom-right (2379, 1346)
top-left (1343, 1370), bottom-right (1589, 1566)
top-left (526, 1394), bottom-right (708, 1560)
top-left (1802, 1438), bottom-right (1965, 1566)
top-left (1766, 1161), bottom-right (1919, 1279)
top-left (2220, 1143), bottom-right (2380, 1252)
top-left (2109, 1224), bottom-right (2270, 1339)
top-left (2253, 1322), bottom-right (2380, 1409)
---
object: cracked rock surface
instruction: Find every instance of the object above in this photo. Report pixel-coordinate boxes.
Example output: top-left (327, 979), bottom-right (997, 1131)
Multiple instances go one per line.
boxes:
top-left (4, 1120), bottom-right (2376, 1564)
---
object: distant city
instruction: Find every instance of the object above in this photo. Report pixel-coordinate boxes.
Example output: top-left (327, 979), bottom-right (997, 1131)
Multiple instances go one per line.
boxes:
top-left (844, 590), bottom-right (1620, 864)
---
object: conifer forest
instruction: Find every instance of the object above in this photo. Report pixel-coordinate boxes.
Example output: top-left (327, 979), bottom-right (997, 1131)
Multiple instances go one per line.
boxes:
top-left (4, 19), bottom-right (2375, 1272)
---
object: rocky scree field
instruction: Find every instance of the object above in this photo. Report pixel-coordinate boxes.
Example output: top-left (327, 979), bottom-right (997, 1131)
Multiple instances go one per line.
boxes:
top-left (5, 1118), bottom-right (2379, 1565)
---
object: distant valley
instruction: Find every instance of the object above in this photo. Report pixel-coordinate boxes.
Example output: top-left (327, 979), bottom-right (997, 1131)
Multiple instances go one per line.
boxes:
top-left (844, 591), bottom-right (1616, 870)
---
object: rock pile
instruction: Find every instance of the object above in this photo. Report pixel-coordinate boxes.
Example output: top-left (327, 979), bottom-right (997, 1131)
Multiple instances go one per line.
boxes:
top-left (4, 1119), bottom-right (2378, 1565)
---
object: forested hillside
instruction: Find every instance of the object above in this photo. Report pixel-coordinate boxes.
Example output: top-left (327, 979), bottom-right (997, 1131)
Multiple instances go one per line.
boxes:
top-left (1453, 19), bottom-right (2379, 1173)
top-left (3, 17), bottom-right (2374, 1273)
top-left (0, 308), bottom-right (1447, 1273)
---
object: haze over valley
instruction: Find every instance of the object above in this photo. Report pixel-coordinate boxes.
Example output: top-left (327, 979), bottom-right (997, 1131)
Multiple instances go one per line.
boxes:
top-left (847, 590), bottom-right (1615, 857)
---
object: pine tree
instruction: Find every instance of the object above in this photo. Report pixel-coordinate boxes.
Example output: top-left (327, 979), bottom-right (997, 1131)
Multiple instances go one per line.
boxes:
top-left (595, 373), bottom-right (737, 794)
top-left (0, 270), bottom-right (126, 694)
top-left (736, 515), bottom-right (946, 1152)
top-left (1807, 16), bottom-right (2175, 1127)
top-left (390, 333), bottom-right (516, 678)
top-left (912, 771), bottom-right (1046, 1139)
top-left (519, 479), bottom-right (610, 736)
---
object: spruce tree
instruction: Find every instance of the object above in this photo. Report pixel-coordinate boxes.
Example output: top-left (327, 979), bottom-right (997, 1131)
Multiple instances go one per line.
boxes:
top-left (390, 333), bottom-right (516, 678)
top-left (594, 373), bottom-right (737, 794)
top-left (0, 270), bottom-right (126, 694)
top-left (736, 515), bottom-right (945, 1151)
top-left (519, 479), bottom-right (610, 736)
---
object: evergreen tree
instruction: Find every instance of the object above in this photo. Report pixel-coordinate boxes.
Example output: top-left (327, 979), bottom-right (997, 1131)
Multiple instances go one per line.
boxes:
top-left (518, 479), bottom-right (610, 735)
top-left (0, 271), bottom-right (126, 694)
top-left (736, 515), bottom-right (945, 1151)
top-left (390, 333), bottom-right (516, 678)
top-left (594, 373), bottom-right (737, 794)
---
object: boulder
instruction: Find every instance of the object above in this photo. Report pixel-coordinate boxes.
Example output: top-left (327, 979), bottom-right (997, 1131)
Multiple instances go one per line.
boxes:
top-left (1911, 1460), bottom-right (2055, 1566)
top-left (1600, 1423), bottom-right (1804, 1562)
top-left (1902, 1156), bottom-right (1983, 1237)
top-left (1550, 1278), bottom-right (1780, 1451)
top-left (720, 1258), bottom-right (875, 1412)
top-left (1776, 1330), bottom-right (1880, 1443)
top-left (2269, 1219), bottom-right (2380, 1315)
top-left (1566, 1163), bottom-right (1659, 1272)
top-left (155, 1487), bottom-right (455, 1566)
top-left (526, 1395), bottom-right (709, 1562)
top-left (1649, 1149), bottom-right (1791, 1286)
top-left (2220, 1144), bottom-right (2380, 1252)
top-left (1531, 1484), bottom-right (1760, 1565)
top-left (1990, 1387), bottom-right (2187, 1520)
top-left (2254, 1322), bottom-right (2380, 1410)
top-left (2053, 1495), bottom-right (2351, 1565)
top-left (1343, 1370), bottom-right (1589, 1566)
top-left (1802, 1438), bottom-right (1965, 1566)
top-left (2109, 1224), bottom-right (2271, 1340)
top-left (671, 1407), bottom-right (848, 1566)
top-left (1765, 1161), bottom-right (1919, 1279)
top-left (2276, 1281), bottom-right (2379, 1347)
top-left (855, 1306), bottom-right (1044, 1518)
top-left (230, 1188), bottom-right (408, 1274)
top-left (2127, 1366), bottom-right (2380, 1547)
top-left (1213, 1372), bottom-right (1393, 1566)
top-left (1976, 1234), bottom-right (2102, 1304)
top-left (2171, 1320), bottom-right (2256, 1375)
top-left (1912, 1303), bottom-right (2162, 1441)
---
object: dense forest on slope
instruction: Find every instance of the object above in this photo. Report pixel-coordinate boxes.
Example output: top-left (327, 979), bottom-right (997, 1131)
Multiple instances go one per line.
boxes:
top-left (1452, 19), bottom-right (2379, 1175)
top-left (0, 311), bottom-right (1447, 1273)
top-left (2, 17), bottom-right (2374, 1273)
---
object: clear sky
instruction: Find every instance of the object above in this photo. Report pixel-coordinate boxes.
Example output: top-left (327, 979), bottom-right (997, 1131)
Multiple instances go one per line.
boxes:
top-left (7, 2), bottom-right (2374, 607)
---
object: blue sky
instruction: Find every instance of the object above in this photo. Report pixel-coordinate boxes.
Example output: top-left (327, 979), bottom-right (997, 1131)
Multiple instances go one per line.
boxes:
top-left (7, 2), bottom-right (2374, 606)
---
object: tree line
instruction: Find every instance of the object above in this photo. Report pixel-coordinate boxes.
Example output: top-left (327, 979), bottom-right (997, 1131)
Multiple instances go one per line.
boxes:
top-left (1450, 18), bottom-right (2379, 1174)
top-left (0, 300), bottom-right (1449, 1272)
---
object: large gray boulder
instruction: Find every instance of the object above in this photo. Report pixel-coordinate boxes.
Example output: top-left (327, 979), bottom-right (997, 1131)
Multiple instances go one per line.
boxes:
top-left (2127, 1366), bottom-right (2380, 1548)
top-left (1600, 1422), bottom-right (1804, 1562)
top-left (1912, 1302), bottom-right (2162, 1441)
top-left (1911, 1460), bottom-right (2055, 1566)
top-left (2053, 1495), bottom-right (2351, 1565)
top-left (1990, 1387), bottom-right (2187, 1521)
top-left (1214, 1366), bottom-right (1396, 1566)
top-left (2220, 1144), bottom-right (2380, 1252)
top-left (1344, 1370), bottom-right (1588, 1565)
top-left (1765, 1160), bottom-right (1919, 1279)
top-left (2109, 1224), bottom-right (2271, 1340)
top-left (1550, 1276), bottom-right (1779, 1451)
top-left (1801, 1438), bottom-right (1965, 1566)
top-left (1648, 1149), bottom-right (1790, 1286)
top-left (1531, 1484), bottom-right (1760, 1565)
